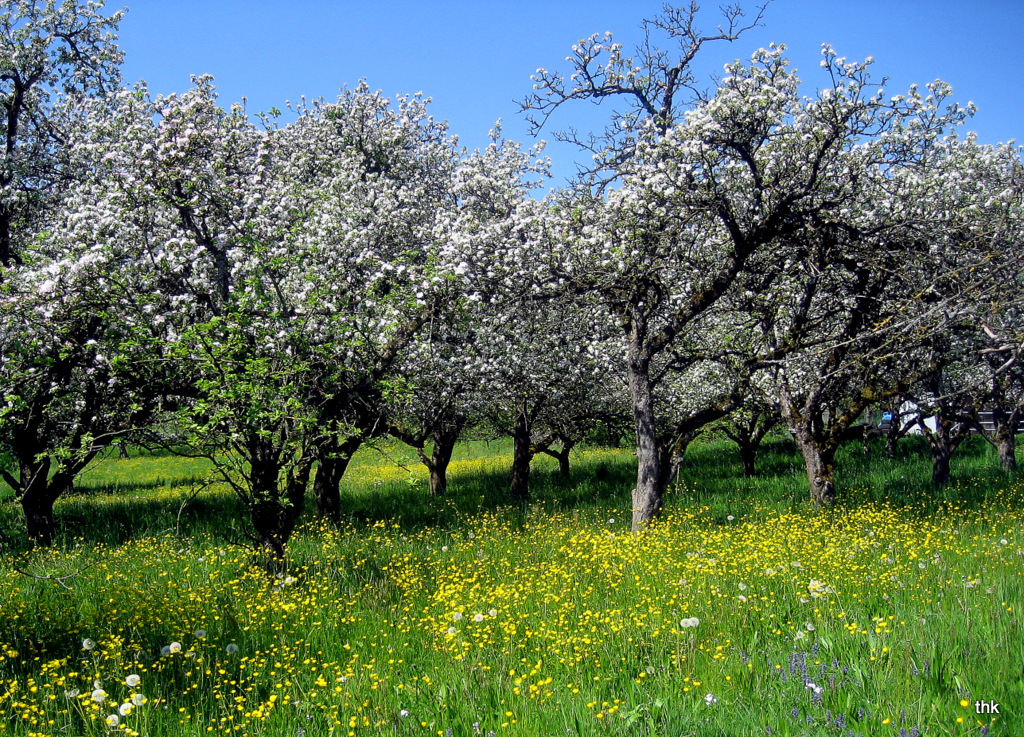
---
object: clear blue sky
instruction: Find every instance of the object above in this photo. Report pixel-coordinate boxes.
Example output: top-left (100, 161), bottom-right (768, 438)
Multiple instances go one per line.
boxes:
top-left (116, 0), bottom-right (1024, 187)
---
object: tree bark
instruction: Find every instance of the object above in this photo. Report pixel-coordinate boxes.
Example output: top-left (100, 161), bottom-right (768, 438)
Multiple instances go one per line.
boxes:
top-left (14, 452), bottom-right (96, 547)
top-left (250, 452), bottom-right (314, 566)
top-left (738, 444), bottom-right (757, 477)
top-left (538, 436), bottom-right (575, 480)
top-left (553, 441), bottom-right (573, 480)
top-left (794, 436), bottom-right (836, 507)
top-left (19, 463), bottom-right (70, 548)
top-left (313, 435), bottom-right (363, 521)
top-left (509, 409), bottom-right (532, 502)
top-left (426, 423), bottom-right (462, 496)
top-left (919, 413), bottom-right (970, 487)
top-left (931, 448), bottom-right (952, 486)
top-left (628, 343), bottom-right (662, 531)
top-left (997, 432), bottom-right (1017, 472)
top-left (722, 412), bottom-right (775, 478)
top-left (993, 411), bottom-right (1019, 472)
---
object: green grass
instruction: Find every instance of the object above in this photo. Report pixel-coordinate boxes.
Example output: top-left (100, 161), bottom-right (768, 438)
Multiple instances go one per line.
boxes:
top-left (0, 434), bottom-right (1021, 736)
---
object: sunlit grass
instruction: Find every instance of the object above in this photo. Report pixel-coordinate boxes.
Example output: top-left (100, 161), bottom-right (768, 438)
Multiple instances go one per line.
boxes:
top-left (0, 436), bottom-right (1021, 735)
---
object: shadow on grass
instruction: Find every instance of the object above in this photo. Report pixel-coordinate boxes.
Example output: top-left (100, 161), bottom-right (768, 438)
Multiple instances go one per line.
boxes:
top-left (1, 434), bottom-right (1018, 553)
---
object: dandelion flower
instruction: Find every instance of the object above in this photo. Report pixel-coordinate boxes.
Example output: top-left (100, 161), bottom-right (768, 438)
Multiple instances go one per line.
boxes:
top-left (125, 674), bottom-right (140, 687)
top-left (82, 638), bottom-right (96, 651)
top-left (805, 622), bottom-right (816, 631)
top-left (680, 617), bottom-right (700, 628)
top-left (131, 694), bottom-right (146, 706)
top-left (446, 627), bottom-right (457, 635)
top-left (105, 714), bottom-right (119, 727)
top-left (91, 688), bottom-right (108, 704)
top-left (225, 643), bottom-right (239, 655)
top-left (160, 646), bottom-right (170, 656)
top-left (473, 613), bottom-right (485, 622)
top-left (451, 612), bottom-right (464, 622)
top-left (168, 641), bottom-right (182, 654)
top-left (119, 702), bottom-right (133, 716)
top-left (488, 609), bottom-right (497, 617)
top-left (194, 629), bottom-right (206, 639)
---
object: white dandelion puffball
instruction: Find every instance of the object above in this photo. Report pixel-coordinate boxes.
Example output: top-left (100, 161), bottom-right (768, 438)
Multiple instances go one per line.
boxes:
top-left (125, 674), bottom-right (140, 687)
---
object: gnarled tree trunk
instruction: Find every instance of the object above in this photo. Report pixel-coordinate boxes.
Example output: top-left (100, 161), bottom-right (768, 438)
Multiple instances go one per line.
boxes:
top-left (424, 422), bottom-right (463, 496)
top-left (250, 452), bottom-right (314, 566)
top-left (629, 344), bottom-right (663, 531)
top-left (509, 410), bottom-right (532, 502)
top-left (313, 436), bottom-right (363, 522)
top-left (791, 433), bottom-right (836, 507)
top-left (992, 409), bottom-right (1020, 472)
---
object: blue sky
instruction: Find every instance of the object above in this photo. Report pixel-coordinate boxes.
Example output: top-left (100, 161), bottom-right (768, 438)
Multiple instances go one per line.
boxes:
top-left (117, 1), bottom-right (1024, 187)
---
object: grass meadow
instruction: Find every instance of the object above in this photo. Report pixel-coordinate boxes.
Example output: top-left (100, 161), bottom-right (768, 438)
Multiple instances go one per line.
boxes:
top-left (0, 434), bottom-right (1021, 736)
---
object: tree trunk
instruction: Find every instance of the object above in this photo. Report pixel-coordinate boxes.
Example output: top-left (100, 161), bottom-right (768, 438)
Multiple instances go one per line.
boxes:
top-left (739, 444), bottom-right (757, 477)
top-left (994, 415), bottom-right (1018, 472)
top-left (509, 410), bottom-right (532, 502)
top-left (794, 438), bottom-right (836, 507)
top-left (538, 436), bottom-right (576, 481)
top-left (997, 433), bottom-right (1017, 472)
top-left (931, 448), bottom-right (952, 486)
top-left (21, 477), bottom-right (63, 548)
top-left (722, 412), bottom-right (775, 478)
top-left (628, 343), bottom-right (662, 531)
top-left (922, 414), bottom-right (959, 487)
top-left (250, 453), bottom-right (313, 567)
top-left (15, 455), bottom-right (93, 547)
top-left (554, 440), bottom-right (573, 480)
top-left (427, 423), bottom-right (462, 496)
top-left (313, 436), bottom-right (362, 521)
top-left (884, 429), bottom-right (899, 459)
